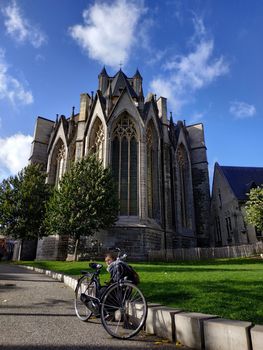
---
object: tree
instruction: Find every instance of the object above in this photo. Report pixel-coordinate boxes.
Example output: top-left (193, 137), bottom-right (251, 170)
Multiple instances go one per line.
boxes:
top-left (44, 155), bottom-right (119, 260)
top-left (245, 186), bottom-right (263, 232)
top-left (0, 164), bottom-right (51, 240)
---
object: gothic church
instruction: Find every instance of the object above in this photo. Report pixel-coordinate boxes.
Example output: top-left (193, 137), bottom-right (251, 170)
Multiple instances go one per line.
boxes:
top-left (30, 68), bottom-right (211, 260)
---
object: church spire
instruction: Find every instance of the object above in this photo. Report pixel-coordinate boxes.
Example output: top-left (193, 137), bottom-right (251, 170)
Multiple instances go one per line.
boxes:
top-left (170, 112), bottom-right (174, 126)
top-left (133, 68), bottom-right (142, 79)
top-left (132, 68), bottom-right (143, 97)
top-left (99, 66), bottom-right (108, 77)
top-left (71, 106), bottom-right (75, 120)
top-left (98, 66), bottom-right (109, 94)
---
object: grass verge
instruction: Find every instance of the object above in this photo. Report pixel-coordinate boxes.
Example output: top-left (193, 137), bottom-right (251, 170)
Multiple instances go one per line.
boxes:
top-left (16, 257), bottom-right (263, 325)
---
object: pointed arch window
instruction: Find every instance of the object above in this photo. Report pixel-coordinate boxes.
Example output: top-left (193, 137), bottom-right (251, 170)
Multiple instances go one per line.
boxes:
top-left (177, 145), bottom-right (189, 228)
top-left (111, 115), bottom-right (138, 216)
top-left (88, 118), bottom-right (105, 161)
top-left (55, 144), bottom-right (66, 186)
top-left (146, 121), bottom-right (159, 219)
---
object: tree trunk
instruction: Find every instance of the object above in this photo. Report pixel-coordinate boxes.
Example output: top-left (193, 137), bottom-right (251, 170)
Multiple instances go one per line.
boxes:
top-left (73, 238), bottom-right (79, 261)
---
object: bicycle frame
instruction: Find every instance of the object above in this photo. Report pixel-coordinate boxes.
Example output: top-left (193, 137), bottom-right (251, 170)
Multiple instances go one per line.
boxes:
top-left (74, 250), bottom-right (147, 339)
top-left (76, 268), bottom-right (102, 300)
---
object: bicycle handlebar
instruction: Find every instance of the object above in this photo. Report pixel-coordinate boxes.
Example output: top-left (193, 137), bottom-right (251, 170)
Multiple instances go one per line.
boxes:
top-left (109, 247), bottom-right (127, 261)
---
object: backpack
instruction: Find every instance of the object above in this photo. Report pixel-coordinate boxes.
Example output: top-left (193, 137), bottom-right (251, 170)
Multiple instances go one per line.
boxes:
top-left (110, 261), bottom-right (140, 285)
top-left (126, 264), bottom-right (140, 285)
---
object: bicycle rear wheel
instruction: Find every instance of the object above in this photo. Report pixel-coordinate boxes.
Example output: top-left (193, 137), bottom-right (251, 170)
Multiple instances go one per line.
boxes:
top-left (100, 281), bottom-right (147, 339)
top-left (74, 274), bottom-right (96, 321)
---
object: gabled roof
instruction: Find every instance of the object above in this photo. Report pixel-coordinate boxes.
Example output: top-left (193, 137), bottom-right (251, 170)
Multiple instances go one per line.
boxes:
top-left (168, 120), bottom-right (189, 150)
top-left (110, 69), bottom-right (138, 98)
top-left (88, 90), bottom-right (106, 121)
top-left (107, 85), bottom-right (137, 121)
top-left (220, 165), bottom-right (263, 200)
top-left (47, 115), bottom-right (68, 152)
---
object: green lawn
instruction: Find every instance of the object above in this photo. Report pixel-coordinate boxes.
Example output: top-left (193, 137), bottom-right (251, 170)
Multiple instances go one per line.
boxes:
top-left (16, 257), bottom-right (263, 325)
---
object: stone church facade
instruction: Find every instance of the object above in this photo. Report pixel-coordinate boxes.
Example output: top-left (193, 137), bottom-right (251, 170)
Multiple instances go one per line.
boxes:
top-left (30, 68), bottom-right (210, 260)
top-left (210, 162), bottom-right (263, 246)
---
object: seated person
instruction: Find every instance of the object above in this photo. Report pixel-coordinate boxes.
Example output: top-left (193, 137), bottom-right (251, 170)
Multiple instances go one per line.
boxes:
top-left (105, 252), bottom-right (139, 285)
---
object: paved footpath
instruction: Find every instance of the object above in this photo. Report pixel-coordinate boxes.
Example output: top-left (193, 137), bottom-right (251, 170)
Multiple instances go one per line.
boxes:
top-left (0, 263), bottom-right (190, 350)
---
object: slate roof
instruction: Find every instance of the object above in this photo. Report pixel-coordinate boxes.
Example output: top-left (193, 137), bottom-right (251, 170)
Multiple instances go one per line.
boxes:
top-left (220, 165), bottom-right (263, 200)
top-left (110, 69), bottom-right (138, 98)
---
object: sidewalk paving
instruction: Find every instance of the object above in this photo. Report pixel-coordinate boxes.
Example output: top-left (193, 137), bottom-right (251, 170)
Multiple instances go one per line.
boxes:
top-left (0, 263), bottom-right (192, 350)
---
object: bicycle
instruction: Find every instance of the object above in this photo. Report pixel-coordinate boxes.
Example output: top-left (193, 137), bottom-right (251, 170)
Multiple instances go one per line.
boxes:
top-left (74, 250), bottom-right (148, 339)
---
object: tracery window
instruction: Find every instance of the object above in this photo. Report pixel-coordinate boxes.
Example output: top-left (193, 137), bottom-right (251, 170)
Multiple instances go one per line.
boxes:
top-left (111, 115), bottom-right (138, 216)
top-left (55, 144), bottom-right (66, 186)
top-left (177, 144), bottom-right (189, 228)
top-left (146, 121), bottom-right (159, 219)
top-left (88, 118), bottom-right (105, 161)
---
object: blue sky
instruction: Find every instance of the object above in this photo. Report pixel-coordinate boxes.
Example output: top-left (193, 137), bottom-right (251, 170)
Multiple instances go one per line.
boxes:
top-left (0, 0), bottom-right (262, 182)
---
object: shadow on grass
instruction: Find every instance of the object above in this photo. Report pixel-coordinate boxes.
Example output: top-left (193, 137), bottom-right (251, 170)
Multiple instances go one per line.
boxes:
top-left (140, 279), bottom-right (263, 324)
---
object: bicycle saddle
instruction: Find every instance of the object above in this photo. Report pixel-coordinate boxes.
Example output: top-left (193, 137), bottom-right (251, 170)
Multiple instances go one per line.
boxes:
top-left (89, 262), bottom-right (103, 270)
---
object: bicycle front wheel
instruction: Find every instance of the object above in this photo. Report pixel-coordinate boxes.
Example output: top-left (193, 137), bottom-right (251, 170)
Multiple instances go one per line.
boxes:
top-left (100, 281), bottom-right (147, 339)
top-left (74, 274), bottom-right (95, 321)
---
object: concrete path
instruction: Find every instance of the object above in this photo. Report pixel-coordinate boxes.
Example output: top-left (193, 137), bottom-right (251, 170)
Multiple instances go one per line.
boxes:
top-left (0, 263), bottom-right (189, 350)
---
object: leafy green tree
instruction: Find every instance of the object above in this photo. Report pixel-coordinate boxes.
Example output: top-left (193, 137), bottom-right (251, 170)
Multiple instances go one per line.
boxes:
top-left (0, 164), bottom-right (51, 240)
top-left (44, 155), bottom-right (119, 260)
top-left (245, 186), bottom-right (263, 232)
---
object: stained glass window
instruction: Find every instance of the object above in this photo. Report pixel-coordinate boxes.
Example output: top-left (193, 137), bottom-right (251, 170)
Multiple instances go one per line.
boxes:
top-left (177, 144), bottom-right (188, 228)
top-left (146, 121), bottom-right (159, 219)
top-left (111, 115), bottom-right (138, 216)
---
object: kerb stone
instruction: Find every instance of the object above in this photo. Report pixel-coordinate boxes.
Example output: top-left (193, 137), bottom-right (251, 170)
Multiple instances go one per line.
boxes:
top-left (250, 325), bottom-right (263, 350)
top-left (145, 306), bottom-right (182, 340)
top-left (203, 318), bottom-right (252, 350)
top-left (174, 312), bottom-right (217, 350)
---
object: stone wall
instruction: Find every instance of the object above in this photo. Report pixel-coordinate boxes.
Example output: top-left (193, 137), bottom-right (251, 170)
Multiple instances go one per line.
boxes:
top-left (36, 235), bottom-right (68, 260)
top-left (85, 226), bottom-right (164, 261)
top-left (12, 239), bottom-right (38, 260)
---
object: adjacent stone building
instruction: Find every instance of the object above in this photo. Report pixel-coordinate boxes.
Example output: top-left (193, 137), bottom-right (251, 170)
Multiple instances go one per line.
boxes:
top-left (30, 68), bottom-right (211, 260)
top-left (210, 162), bottom-right (263, 246)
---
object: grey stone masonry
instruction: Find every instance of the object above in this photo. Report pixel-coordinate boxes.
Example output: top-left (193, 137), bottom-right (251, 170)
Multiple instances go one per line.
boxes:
top-left (145, 306), bottom-right (183, 341)
top-left (203, 318), bottom-right (253, 350)
top-left (174, 312), bottom-right (217, 350)
top-left (30, 69), bottom-right (212, 261)
top-left (250, 325), bottom-right (263, 350)
top-left (29, 117), bottom-right (54, 166)
top-left (187, 123), bottom-right (210, 247)
top-left (36, 235), bottom-right (68, 260)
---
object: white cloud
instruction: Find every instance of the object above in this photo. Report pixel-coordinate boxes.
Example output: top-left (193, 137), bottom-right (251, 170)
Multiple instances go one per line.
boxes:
top-left (69, 0), bottom-right (146, 68)
top-left (229, 101), bottom-right (256, 119)
top-left (149, 16), bottom-right (229, 113)
top-left (147, 48), bottom-right (168, 66)
top-left (150, 77), bottom-right (185, 111)
top-left (188, 112), bottom-right (204, 124)
top-left (0, 133), bottom-right (33, 180)
top-left (2, 0), bottom-right (46, 48)
top-left (0, 49), bottom-right (33, 105)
